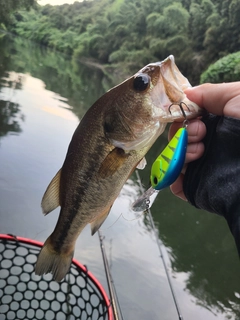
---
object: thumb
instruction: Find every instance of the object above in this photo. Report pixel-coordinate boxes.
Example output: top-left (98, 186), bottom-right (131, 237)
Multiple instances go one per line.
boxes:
top-left (185, 82), bottom-right (240, 118)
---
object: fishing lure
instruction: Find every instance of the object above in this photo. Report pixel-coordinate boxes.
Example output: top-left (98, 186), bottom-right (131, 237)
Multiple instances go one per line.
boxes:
top-left (131, 125), bottom-right (188, 212)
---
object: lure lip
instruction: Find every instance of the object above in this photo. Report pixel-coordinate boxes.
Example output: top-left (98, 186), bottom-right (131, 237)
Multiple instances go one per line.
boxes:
top-left (131, 186), bottom-right (158, 212)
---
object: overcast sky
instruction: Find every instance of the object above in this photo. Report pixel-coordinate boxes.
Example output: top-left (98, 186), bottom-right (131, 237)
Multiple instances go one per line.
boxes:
top-left (37, 0), bottom-right (81, 5)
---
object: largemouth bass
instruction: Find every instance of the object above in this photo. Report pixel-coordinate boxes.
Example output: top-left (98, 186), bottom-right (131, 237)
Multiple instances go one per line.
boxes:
top-left (35, 55), bottom-right (201, 281)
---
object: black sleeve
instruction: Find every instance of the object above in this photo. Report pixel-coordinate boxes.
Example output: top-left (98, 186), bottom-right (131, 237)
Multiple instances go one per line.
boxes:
top-left (183, 114), bottom-right (240, 255)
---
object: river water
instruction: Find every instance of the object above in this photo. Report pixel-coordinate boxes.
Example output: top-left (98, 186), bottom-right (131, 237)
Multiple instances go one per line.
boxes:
top-left (0, 35), bottom-right (240, 320)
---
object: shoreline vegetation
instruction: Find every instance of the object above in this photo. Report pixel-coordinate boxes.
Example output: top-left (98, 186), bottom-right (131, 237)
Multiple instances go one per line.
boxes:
top-left (0, 28), bottom-right (126, 86)
top-left (1, 0), bottom-right (240, 85)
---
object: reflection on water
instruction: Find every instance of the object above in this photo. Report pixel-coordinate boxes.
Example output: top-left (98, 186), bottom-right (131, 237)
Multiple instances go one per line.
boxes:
top-left (0, 72), bottom-right (25, 137)
top-left (0, 35), bottom-right (240, 320)
top-left (0, 98), bottom-right (23, 137)
top-left (136, 145), bottom-right (240, 318)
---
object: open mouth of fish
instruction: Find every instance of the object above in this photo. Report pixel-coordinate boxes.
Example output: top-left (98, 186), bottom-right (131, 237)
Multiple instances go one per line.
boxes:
top-left (140, 55), bottom-right (202, 122)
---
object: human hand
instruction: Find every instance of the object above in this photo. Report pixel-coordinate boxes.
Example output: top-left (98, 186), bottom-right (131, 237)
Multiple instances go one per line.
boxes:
top-left (169, 82), bottom-right (240, 201)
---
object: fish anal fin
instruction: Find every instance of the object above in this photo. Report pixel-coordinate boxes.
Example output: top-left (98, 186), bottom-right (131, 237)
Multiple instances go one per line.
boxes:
top-left (91, 206), bottom-right (112, 235)
top-left (98, 148), bottom-right (129, 178)
top-left (35, 236), bottom-right (74, 282)
top-left (41, 169), bottom-right (61, 215)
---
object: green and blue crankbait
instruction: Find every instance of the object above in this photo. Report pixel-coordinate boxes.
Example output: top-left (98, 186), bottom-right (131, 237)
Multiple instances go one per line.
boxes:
top-left (131, 125), bottom-right (188, 212)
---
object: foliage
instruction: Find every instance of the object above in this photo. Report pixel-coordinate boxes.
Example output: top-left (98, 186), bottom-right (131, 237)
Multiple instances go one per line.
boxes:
top-left (0, 0), bottom-right (35, 26)
top-left (4, 0), bottom-right (240, 84)
top-left (0, 35), bottom-right (109, 120)
top-left (200, 52), bottom-right (240, 83)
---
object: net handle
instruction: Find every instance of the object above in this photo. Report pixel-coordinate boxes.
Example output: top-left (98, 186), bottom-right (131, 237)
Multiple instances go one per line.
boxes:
top-left (0, 233), bottom-right (114, 320)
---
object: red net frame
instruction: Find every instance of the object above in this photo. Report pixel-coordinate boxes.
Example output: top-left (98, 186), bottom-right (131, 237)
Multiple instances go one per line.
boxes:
top-left (0, 234), bottom-right (114, 320)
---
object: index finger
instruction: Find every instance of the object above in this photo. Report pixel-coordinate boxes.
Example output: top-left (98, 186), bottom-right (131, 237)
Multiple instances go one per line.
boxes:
top-left (185, 82), bottom-right (240, 118)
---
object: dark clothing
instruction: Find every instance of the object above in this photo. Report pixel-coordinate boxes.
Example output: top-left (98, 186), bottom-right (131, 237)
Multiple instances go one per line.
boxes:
top-left (183, 114), bottom-right (240, 255)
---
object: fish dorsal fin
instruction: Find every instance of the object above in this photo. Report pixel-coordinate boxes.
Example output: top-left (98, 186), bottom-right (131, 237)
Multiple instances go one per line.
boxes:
top-left (41, 169), bottom-right (61, 215)
top-left (91, 206), bottom-right (112, 235)
top-left (136, 157), bottom-right (147, 170)
top-left (98, 147), bottom-right (129, 178)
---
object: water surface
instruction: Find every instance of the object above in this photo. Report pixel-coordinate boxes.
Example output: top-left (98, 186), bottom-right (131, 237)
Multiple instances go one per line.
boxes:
top-left (0, 35), bottom-right (240, 320)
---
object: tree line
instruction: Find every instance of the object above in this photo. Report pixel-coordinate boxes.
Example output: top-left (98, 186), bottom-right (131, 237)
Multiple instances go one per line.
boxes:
top-left (2, 0), bottom-right (240, 84)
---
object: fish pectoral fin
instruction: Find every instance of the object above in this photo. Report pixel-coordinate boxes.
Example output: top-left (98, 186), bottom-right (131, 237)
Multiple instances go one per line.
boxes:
top-left (136, 157), bottom-right (147, 170)
top-left (91, 206), bottom-right (112, 235)
top-left (41, 169), bottom-right (61, 215)
top-left (98, 147), bottom-right (129, 178)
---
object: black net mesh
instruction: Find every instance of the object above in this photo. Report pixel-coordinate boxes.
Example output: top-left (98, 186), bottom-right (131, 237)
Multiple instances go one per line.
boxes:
top-left (0, 235), bottom-right (113, 320)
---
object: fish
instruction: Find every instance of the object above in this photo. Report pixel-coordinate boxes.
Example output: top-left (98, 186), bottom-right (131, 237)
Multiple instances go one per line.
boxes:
top-left (35, 55), bottom-right (201, 282)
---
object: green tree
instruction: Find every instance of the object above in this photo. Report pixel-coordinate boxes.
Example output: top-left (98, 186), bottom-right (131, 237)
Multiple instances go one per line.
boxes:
top-left (228, 0), bottom-right (240, 51)
top-left (0, 0), bottom-right (35, 27)
top-left (189, 0), bottom-right (215, 51)
top-left (200, 52), bottom-right (240, 83)
top-left (5, 0), bottom-right (240, 85)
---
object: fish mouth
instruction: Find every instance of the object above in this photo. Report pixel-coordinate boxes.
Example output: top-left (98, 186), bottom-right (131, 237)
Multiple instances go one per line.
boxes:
top-left (160, 100), bottom-right (203, 122)
top-left (150, 55), bottom-right (203, 122)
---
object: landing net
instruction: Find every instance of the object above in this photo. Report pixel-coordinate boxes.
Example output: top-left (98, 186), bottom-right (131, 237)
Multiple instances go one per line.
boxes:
top-left (0, 234), bottom-right (113, 320)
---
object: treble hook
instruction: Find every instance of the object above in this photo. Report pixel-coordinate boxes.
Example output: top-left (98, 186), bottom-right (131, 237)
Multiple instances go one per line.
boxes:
top-left (168, 102), bottom-right (190, 128)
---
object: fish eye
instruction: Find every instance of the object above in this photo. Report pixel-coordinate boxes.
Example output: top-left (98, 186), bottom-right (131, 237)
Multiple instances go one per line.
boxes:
top-left (133, 74), bottom-right (150, 92)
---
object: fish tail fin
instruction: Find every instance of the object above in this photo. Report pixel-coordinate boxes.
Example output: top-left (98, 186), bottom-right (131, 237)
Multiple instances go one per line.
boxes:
top-left (35, 237), bottom-right (74, 282)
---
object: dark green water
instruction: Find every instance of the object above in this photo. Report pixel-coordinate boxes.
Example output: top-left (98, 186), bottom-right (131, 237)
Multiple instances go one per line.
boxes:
top-left (0, 35), bottom-right (240, 320)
